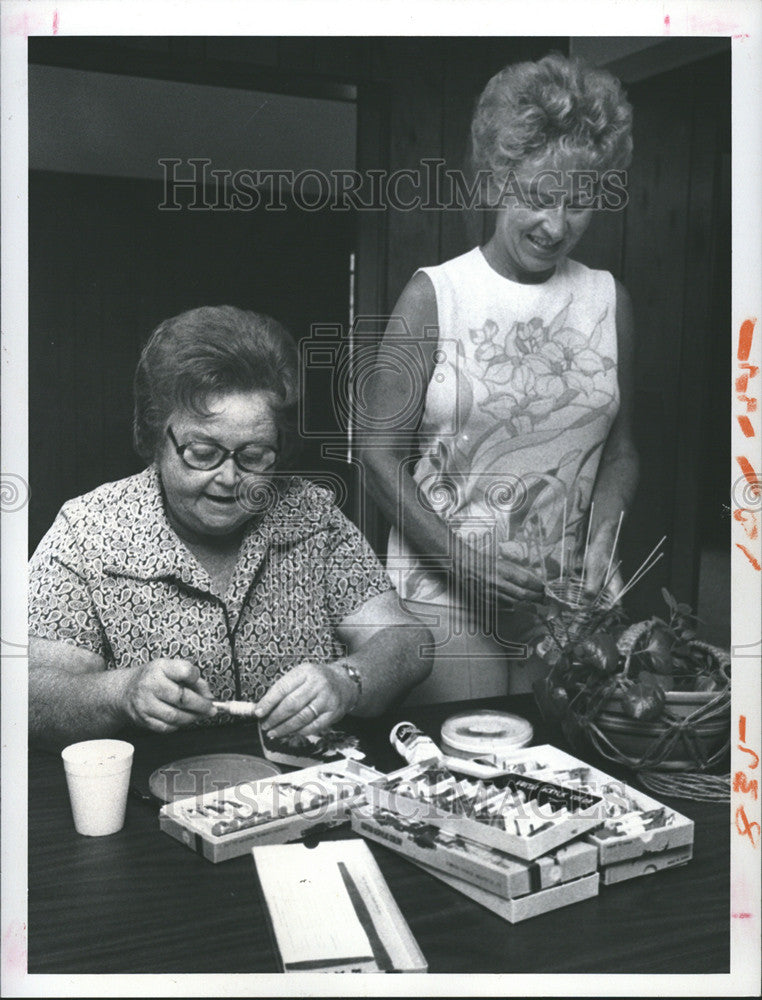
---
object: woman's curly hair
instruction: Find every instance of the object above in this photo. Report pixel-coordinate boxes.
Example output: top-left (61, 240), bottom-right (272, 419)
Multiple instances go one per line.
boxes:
top-left (471, 52), bottom-right (633, 192)
top-left (133, 305), bottom-right (299, 465)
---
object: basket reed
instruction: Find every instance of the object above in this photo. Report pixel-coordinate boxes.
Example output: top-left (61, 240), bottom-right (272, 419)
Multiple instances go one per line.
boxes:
top-left (584, 623), bottom-right (730, 798)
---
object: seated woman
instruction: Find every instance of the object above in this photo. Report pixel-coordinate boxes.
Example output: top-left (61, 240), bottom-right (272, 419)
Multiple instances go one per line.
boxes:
top-left (29, 305), bottom-right (432, 745)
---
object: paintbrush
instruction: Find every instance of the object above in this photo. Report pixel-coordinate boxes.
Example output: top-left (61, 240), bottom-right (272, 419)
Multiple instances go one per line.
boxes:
top-left (212, 700), bottom-right (259, 717)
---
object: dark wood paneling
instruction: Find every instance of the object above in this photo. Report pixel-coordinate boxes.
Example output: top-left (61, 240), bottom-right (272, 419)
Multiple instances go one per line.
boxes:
top-left (205, 37), bottom-right (279, 68)
top-left (617, 63), bottom-right (694, 618)
top-left (277, 37), bottom-right (317, 74)
top-left (573, 204), bottom-right (625, 280)
top-left (671, 55), bottom-right (730, 603)
top-left (378, 37), bottom-right (445, 306)
top-left (438, 38), bottom-right (493, 264)
top-left (313, 37), bottom-right (372, 82)
top-left (29, 173), bottom-right (355, 553)
top-left (29, 37), bottom-right (356, 101)
top-left (354, 81), bottom-right (389, 320)
top-left (616, 54), bottom-right (729, 619)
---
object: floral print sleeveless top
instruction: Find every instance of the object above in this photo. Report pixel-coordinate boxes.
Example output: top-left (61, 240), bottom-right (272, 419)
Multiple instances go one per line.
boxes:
top-left (387, 247), bottom-right (620, 605)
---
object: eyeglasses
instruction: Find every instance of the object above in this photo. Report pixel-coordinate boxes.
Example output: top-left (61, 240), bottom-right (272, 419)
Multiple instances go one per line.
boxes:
top-left (167, 426), bottom-right (277, 473)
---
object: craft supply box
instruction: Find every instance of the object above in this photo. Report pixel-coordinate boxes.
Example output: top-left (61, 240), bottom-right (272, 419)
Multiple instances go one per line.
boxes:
top-left (351, 801), bottom-right (598, 899)
top-left (442, 744), bottom-right (695, 871)
top-left (366, 757), bottom-right (605, 861)
top-left (411, 860), bottom-right (600, 923)
top-left (160, 759), bottom-right (381, 862)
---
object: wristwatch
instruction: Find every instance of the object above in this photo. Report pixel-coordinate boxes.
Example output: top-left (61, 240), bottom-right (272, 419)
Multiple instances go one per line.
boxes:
top-left (338, 661), bottom-right (363, 713)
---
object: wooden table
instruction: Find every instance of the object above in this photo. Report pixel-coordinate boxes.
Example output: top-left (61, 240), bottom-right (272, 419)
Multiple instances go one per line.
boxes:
top-left (28, 695), bottom-right (730, 975)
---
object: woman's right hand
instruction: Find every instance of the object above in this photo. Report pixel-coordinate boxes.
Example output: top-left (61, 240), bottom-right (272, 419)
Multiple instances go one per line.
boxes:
top-left (121, 658), bottom-right (216, 733)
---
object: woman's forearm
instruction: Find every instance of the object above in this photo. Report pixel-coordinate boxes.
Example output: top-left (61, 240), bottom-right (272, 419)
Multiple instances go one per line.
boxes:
top-left (361, 445), bottom-right (544, 604)
top-left (361, 445), bottom-right (459, 572)
top-left (590, 434), bottom-right (640, 533)
top-left (334, 623), bottom-right (434, 717)
top-left (29, 647), bottom-right (131, 748)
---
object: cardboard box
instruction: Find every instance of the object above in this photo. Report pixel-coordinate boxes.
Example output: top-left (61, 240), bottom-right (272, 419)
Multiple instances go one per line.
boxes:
top-left (351, 801), bottom-right (598, 899)
top-left (367, 759), bottom-right (605, 861)
top-left (411, 860), bottom-right (600, 923)
top-left (443, 744), bottom-right (694, 870)
top-left (159, 759), bottom-right (381, 862)
top-left (586, 791), bottom-right (694, 866)
top-left (600, 843), bottom-right (694, 885)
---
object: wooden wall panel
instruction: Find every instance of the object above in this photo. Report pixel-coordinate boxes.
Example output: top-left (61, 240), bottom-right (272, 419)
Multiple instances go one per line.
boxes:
top-left (312, 37), bottom-right (372, 81)
top-left (573, 205), bottom-right (625, 280)
top-left (205, 37), bottom-right (279, 68)
top-left (671, 55), bottom-right (729, 603)
top-left (377, 37), bottom-right (445, 308)
top-left (572, 51), bottom-right (730, 620)
top-left (28, 173), bottom-right (354, 553)
top-left (617, 65), bottom-right (694, 618)
top-left (277, 38), bottom-right (318, 74)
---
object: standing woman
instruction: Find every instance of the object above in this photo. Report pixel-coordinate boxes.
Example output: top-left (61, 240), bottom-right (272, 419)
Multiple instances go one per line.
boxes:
top-left (360, 53), bottom-right (639, 700)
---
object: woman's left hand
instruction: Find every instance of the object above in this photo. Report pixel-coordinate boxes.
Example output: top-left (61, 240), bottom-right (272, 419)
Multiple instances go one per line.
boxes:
top-left (253, 660), bottom-right (356, 739)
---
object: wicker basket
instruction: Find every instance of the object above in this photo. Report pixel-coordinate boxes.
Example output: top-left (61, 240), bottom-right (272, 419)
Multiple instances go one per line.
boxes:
top-left (584, 624), bottom-right (731, 773)
top-left (542, 577), bottom-right (616, 648)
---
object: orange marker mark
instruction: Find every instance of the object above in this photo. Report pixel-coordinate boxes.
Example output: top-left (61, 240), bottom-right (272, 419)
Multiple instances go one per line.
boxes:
top-left (737, 456), bottom-right (761, 493)
top-left (738, 319), bottom-right (756, 361)
top-left (733, 509), bottom-right (759, 540)
top-left (738, 415), bottom-right (755, 437)
top-left (739, 743), bottom-right (760, 768)
top-left (735, 805), bottom-right (761, 846)
top-left (737, 395), bottom-right (758, 413)
top-left (740, 715), bottom-right (747, 742)
top-left (737, 543), bottom-right (762, 571)
top-left (733, 772), bottom-right (759, 798)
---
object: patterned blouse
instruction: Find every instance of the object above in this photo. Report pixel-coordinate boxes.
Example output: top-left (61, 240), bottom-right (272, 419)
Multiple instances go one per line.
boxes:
top-left (28, 466), bottom-right (393, 704)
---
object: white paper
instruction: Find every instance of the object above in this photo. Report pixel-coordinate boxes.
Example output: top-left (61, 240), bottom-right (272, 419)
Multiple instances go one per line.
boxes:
top-left (252, 841), bottom-right (374, 967)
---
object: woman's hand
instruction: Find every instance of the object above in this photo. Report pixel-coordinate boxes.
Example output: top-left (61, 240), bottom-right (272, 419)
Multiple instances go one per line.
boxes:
top-left (121, 658), bottom-right (216, 733)
top-left (456, 541), bottom-right (546, 609)
top-left (582, 525), bottom-right (624, 601)
top-left (254, 660), bottom-right (357, 739)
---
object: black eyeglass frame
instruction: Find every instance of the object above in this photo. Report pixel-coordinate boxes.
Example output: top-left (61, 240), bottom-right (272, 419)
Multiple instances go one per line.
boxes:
top-left (166, 425), bottom-right (278, 473)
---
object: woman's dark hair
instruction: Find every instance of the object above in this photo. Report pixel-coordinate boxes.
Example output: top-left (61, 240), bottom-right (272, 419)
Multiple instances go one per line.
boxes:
top-left (133, 305), bottom-right (299, 464)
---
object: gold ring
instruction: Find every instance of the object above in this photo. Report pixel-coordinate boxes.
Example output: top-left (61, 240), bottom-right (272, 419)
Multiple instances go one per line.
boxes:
top-left (305, 703), bottom-right (318, 722)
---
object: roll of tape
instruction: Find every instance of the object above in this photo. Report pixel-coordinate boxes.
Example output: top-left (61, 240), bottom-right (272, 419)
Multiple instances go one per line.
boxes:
top-left (441, 710), bottom-right (533, 759)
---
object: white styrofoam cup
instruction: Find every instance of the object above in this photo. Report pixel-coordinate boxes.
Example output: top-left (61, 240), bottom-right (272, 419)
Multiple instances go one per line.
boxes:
top-left (61, 739), bottom-right (134, 836)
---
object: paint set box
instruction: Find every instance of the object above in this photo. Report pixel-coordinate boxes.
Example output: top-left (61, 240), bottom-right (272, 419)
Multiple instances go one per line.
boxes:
top-left (351, 802), bottom-right (599, 903)
top-left (442, 743), bottom-right (695, 880)
top-left (410, 859), bottom-right (600, 924)
top-left (365, 755), bottom-right (605, 861)
top-left (353, 744), bottom-right (693, 919)
top-left (159, 758), bottom-right (382, 862)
